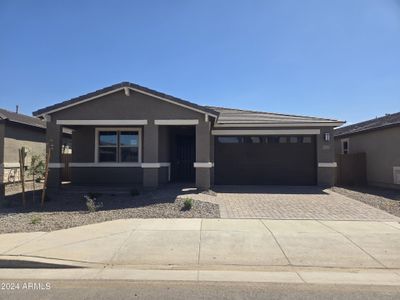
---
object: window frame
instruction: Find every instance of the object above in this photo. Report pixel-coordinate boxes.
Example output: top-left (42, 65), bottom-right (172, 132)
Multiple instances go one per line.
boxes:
top-left (341, 138), bottom-right (349, 154)
top-left (95, 127), bottom-right (142, 163)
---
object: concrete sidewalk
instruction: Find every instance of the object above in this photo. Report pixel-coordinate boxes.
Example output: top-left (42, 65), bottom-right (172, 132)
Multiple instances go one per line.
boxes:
top-left (1, 218), bottom-right (400, 269)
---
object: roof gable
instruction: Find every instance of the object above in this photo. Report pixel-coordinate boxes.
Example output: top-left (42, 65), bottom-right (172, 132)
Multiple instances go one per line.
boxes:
top-left (33, 82), bottom-right (219, 118)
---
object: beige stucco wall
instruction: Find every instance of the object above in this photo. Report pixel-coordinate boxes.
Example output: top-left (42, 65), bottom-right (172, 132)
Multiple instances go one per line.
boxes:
top-left (335, 126), bottom-right (400, 189)
top-left (2, 122), bottom-right (46, 183)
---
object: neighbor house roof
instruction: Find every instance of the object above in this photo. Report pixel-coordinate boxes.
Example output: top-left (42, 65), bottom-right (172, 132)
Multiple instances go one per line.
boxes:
top-left (335, 112), bottom-right (400, 137)
top-left (0, 108), bottom-right (46, 129)
top-left (33, 82), bottom-right (219, 117)
top-left (208, 106), bottom-right (344, 127)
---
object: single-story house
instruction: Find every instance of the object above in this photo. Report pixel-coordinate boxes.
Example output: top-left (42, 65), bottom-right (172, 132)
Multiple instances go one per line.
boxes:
top-left (0, 108), bottom-right (72, 199)
top-left (0, 109), bottom-right (46, 199)
top-left (334, 112), bottom-right (400, 189)
top-left (32, 82), bottom-right (344, 190)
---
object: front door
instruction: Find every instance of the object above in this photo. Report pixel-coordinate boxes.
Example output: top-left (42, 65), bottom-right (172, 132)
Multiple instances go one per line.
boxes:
top-left (171, 135), bottom-right (195, 182)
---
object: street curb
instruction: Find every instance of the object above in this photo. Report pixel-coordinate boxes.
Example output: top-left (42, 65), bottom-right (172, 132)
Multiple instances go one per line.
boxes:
top-left (1, 268), bottom-right (400, 286)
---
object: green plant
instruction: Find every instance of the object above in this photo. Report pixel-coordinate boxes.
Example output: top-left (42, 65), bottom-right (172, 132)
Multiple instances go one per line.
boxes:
top-left (31, 216), bottom-right (41, 225)
top-left (183, 198), bottom-right (193, 210)
top-left (87, 192), bottom-right (102, 199)
top-left (27, 154), bottom-right (45, 203)
top-left (130, 188), bottom-right (140, 197)
top-left (85, 195), bottom-right (103, 213)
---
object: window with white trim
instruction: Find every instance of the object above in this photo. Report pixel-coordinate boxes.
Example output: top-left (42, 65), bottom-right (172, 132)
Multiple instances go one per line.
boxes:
top-left (341, 138), bottom-right (349, 154)
top-left (97, 129), bottom-right (140, 162)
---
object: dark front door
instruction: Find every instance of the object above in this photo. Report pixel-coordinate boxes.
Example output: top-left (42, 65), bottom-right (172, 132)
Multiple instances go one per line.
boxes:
top-left (171, 135), bottom-right (195, 182)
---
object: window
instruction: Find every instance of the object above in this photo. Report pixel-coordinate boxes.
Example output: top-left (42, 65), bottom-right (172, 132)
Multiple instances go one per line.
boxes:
top-left (97, 129), bottom-right (140, 163)
top-left (217, 136), bottom-right (242, 144)
top-left (289, 137), bottom-right (299, 143)
top-left (279, 136), bottom-right (287, 143)
top-left (341, 138), bottom-right (349, 154)
top-left (266, 136), bottom-right (279, 143)
top-left (244, 136), bottom-right (261, 143)
top-left (302, 136), bottom-right (312, 143)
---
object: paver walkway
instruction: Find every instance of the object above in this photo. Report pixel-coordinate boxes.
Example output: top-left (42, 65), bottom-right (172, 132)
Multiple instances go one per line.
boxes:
top-left (186, 186), bottom-right (399, 220)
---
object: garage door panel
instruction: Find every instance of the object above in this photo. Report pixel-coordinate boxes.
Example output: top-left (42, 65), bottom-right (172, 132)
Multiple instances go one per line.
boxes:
top-left (214, 136), bottom-right (317, 185)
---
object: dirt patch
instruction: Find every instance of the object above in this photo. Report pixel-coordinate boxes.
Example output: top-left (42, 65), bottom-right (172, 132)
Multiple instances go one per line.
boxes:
top-left (332, 186), bottom-right (400, 218)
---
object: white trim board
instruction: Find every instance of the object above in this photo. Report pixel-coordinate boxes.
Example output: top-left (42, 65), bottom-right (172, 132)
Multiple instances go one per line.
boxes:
top-left (154, 119), bottom-right (199, 125)
top-left (69, 162), bottom-right (170, 168)
top-left (69, 162), bottom-right (142, 168)
top-left (1, 162), bottom-right (20, 168)
top-left (48, 163), bottom-right (65, 168)
top-left (57, 120), bottom-right (148, 126)
top-left (318, 162), bottom-right (337, 168)
top-left (212, 129), bottom-right (321, 135)
top-left (38, 86), bottom-right (217, 118)
top-left (194, 162), bottom-right (214, 168)
top-left (214, 122), bottom-right (344, 128)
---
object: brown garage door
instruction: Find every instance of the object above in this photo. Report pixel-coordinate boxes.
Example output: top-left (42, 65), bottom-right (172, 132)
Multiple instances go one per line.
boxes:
top-left (214, 135), bottom-right (317, 185)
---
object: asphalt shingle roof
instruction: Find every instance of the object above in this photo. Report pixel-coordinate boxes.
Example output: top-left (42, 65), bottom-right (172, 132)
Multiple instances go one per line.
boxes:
top-left (335, 112), bottom-right (400, 137)
top-left (0, 108), bottom-right (46, 129)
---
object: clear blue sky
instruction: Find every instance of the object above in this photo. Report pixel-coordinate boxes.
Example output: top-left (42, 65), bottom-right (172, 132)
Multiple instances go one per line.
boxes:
top-left (1, 0), bottom-right (399, 124)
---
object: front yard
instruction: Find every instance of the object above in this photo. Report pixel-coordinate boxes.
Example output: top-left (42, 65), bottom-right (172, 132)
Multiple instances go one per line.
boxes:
top-left (0, 184), bottom-right (219, 233)
top-left (332, 186), bottom-right (400, 217)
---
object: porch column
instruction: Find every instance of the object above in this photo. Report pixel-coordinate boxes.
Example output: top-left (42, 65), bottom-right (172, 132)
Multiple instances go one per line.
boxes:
top-left (46, 120), bottom-right (63, 189)
top-left (195, 120), bottom-right (212, 190)
top-left (143, 123), bottom-right (159, 187)
top-left (317, 127), bottom-right (336, 187)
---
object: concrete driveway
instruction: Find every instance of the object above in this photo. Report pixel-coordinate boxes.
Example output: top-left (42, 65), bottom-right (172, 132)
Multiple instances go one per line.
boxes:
top-left (187, 186), bottom-right (399, 220)
top-left (1, 218), bottom-right (400, 270)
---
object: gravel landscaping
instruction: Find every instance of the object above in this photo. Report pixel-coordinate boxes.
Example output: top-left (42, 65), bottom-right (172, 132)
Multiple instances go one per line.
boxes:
top-left (332, 186), bottom-right (400, 217)
top-left (0, 187), bottom-right (220, 233)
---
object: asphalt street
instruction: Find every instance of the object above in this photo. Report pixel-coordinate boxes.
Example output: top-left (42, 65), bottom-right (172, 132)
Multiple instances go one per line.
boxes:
top-left (1, 280), bottom-right (400, 300)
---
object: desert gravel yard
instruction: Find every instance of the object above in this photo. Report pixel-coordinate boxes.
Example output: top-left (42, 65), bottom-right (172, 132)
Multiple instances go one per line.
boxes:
top-left (332, 186), bottom-right (400, 218)
top-left (0, 186), bottom-right (219, 233)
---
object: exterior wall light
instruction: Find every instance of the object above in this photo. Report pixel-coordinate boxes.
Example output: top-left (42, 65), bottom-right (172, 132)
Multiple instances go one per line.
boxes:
top-left (324, 132), bottom-right (331, 141)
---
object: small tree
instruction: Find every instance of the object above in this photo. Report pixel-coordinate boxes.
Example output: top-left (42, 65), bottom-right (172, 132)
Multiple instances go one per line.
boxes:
top-left (27, 154), bottom-right (45, 203)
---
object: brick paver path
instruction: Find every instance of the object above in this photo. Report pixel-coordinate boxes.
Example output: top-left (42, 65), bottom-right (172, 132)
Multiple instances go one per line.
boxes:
top-left (185, 186), bottom-right (399, 221)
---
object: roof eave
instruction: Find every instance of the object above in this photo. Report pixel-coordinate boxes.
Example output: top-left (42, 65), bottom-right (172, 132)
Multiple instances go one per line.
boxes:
top-left (214, 121), bottom-right (345, 128)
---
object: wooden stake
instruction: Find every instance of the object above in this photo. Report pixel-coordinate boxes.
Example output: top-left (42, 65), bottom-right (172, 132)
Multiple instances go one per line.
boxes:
top-left (18, 148), bottom-right (26, 207)
top-left (41, 146), bottom-right (51, 208)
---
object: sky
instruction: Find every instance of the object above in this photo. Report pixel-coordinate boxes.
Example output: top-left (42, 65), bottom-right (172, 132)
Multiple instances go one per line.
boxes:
top-left (0, 0), bottom-right (399, 125)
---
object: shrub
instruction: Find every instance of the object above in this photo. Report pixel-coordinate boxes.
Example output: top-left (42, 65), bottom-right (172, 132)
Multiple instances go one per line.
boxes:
top-left (183, 198), bottom-right (193, 210)
top-left (130, 188), bottom-right (140, 197)
top-left (85, 195), bottom-right (103, 213)
top-left (87, 192), bottom-right (102, 199)
top-left (31, 216), bottom-right (41, 225)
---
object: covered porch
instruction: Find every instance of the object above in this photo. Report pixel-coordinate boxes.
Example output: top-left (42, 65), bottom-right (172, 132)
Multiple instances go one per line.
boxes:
top-left (46, 118), bottom-right (213, 190)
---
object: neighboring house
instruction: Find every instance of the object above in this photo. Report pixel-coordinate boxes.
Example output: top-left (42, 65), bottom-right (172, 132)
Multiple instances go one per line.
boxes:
top-left (0, 108), bottom-right (72, 199)
top-left (334, 112), bottom-right (400, 189)
top-left (0, 108), bottom-right (46, 197)
top-left (32, 82), bottom-right (344, 190)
